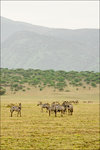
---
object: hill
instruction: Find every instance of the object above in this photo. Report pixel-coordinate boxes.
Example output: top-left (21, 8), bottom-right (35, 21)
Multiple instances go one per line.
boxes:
top-left (0, 68), bottom-right (99, 95)
top-left (1, 17), bottom-right (99, 71)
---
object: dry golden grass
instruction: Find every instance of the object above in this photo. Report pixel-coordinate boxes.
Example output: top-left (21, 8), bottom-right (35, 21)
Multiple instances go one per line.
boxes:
top-left (1, 86), bottom-right (100, 150)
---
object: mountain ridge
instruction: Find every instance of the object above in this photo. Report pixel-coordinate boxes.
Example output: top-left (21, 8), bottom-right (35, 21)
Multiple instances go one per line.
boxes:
top-left (1, 16), bottom-right (99, 71)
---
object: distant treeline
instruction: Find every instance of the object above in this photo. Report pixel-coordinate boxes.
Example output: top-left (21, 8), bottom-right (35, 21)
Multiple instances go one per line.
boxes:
top-left (0, 68), bottom-right (100, 94)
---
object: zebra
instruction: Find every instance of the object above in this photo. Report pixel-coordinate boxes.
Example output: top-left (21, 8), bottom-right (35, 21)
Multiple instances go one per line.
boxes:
top-left (49, 103), bottom-right (65, 117)
top-left (62, 101), bottom-right (73, 115)
top-left (10, 103), bottom-right (22, 117)
top-left (67, 104), bottom-right (73, 115)
top-left (37, 102), bottom-right (50, 112)
top-left (62, 101), bottom-right (71, 113)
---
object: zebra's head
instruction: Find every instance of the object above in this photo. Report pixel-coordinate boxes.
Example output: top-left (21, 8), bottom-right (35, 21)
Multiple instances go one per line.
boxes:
top-left (19, 103), bottom-right (21, 108)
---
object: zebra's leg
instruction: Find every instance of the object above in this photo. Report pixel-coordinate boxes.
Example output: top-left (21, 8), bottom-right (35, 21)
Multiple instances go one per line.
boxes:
top-left (10, 110), bottom-right (13, 117)
top-left (11, 112), bottom-right (13, 117)
top-left (63, 109), bottom-right (66, 114)
top-left (20, 111), bottom-right (21, 117)
top-left (66, 108), bottom-right (67, 114)
top-left (71, 111), bottom-right (72, 115)
top-left (54, 110), bottom-right (57, 117)
top-left (70, 111), bottom-right (71, 115)
top-left (17, 112), bottom-right (19, 117)
top-left (68, 109), bottom-right (70, 115)
top-left (41, 107), bottom-right (43, 112)
top-left (49, 110), bottom-right (51, 116)
top-left (61, 110), bottom-right (63, 117)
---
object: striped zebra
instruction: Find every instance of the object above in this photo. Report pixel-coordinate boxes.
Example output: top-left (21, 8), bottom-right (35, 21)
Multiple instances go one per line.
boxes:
top-left (67, 104), bottom-right (73, 115)
top-left (37, 102), bottom-right (50, 112)
top-left (10, 103), bottom-right (21, 117)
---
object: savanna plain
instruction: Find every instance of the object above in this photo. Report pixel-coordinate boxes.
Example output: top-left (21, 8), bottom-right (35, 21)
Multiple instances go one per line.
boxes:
top-left (1, 85), bottom-right (100, 150)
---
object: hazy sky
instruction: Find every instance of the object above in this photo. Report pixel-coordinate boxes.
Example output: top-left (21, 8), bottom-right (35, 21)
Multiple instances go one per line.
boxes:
top-left (1, 1), bottom-right (99, 29)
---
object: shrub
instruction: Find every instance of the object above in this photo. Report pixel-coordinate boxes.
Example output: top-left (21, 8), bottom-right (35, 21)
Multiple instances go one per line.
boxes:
top-left (15, 88), bottom-right (18, 91)
top-left (91, 82), bottom-right (96, 87)
top-left (40, 87), bottom-right (43, 91)
top-left (86, 81), bottom-right (90, 84)
top-left (74, 78), bottom-right (81, 82)
top-left (83, 86), bottom-right (86, 88)
top-left (65, 90), bottom-right (70, 92)
top-left (0, 87), bottom-right (6, 95)
top-left (78, 82), bottom-right (83, 86)
top-left (59, 87), bottom-right (64, 91)
top-left (12, 84), bottom-right (18, 88)
top-left (22, 89), bottom-right (26, 92)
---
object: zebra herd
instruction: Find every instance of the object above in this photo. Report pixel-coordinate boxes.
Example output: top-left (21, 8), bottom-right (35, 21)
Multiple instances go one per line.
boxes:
top-left (9, 100), bottom-right (78, 117)
top-left (37, 101), bottom-right (74, 117)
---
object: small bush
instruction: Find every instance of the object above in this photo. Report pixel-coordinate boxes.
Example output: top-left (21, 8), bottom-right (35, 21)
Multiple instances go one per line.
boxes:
top-left (40, 87), bottom-right (43, 91)
top-left (86, 81), bottom-right (90, 84)
top-left (0, 87), bottom-right (6, 95)
top-left (22, 89), bottom-right (26, 92)
top-left (15, 88), bottom-right (18, 91)
top-left (83, 86), bottom-right (86, 88)
top-left (59, 88), bottom-right (64, 91)
top-left (91, 82), bottom-right (96, 87)
top-left (76, 88), bottom-right (79, 91)
top-left (65, 90), bottom-right (70, 92)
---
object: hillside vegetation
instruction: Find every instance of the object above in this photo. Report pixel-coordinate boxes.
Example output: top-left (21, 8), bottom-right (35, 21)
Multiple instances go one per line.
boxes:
top-left (0, 68), bottom-right (99, 95)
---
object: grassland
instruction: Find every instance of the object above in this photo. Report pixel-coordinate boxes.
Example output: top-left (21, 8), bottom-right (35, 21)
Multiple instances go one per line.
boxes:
top-left (1, 86), bottom-right (100, 150)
